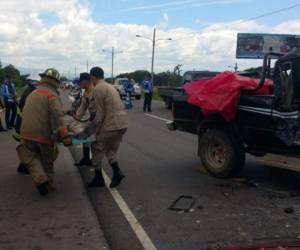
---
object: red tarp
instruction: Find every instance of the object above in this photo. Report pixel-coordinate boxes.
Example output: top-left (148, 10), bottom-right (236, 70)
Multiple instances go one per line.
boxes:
top-left (184, 71), bottom-right (273, 121)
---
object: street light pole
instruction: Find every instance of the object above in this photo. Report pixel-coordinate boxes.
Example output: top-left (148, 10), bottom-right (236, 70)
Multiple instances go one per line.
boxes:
top-left (112, 47), bottom-right (114, 84)
top-left (103, 47), bottom-right (122, 84)
top-left (151, 28), bottom-right (156, 86)
top-left (136, 28), bottom-right (172, 86)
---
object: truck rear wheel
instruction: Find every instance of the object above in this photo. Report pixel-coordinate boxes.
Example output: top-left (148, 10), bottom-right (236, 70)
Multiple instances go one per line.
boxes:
top-left (199, 128), bottom-right (245, 178)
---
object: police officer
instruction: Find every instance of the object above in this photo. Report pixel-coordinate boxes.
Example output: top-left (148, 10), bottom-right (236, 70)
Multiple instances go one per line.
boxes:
top-left (1, 79), bottom-right (17, 128)
top-left (124, 77), bottom-right (134, 109)
top-left (74, 72), bottom-right (94, 166)
top-left (18, 68), bottom-right (72, 196)
top-left (143, 75), bottom-right (153, 112)
top-left (0, 98), bottom-right (6, 132)
top-left (88, 67), bottom-right (128, 188)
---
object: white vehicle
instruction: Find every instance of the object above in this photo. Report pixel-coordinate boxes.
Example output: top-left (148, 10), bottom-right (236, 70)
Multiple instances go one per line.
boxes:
top-left (113, 78), bottom-right (141, 100)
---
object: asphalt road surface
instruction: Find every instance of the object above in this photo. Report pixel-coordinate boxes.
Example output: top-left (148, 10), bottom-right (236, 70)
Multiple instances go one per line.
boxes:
top-left (62, 91), bottom-right (300, 250)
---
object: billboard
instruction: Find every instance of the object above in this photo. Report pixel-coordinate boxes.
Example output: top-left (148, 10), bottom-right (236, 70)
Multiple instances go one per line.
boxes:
top-left (236, 33), bottom-right (300, 59)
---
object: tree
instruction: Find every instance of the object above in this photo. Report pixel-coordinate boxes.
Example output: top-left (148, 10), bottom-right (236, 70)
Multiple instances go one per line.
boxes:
top-left (3, 64), bottom-right (20, 79)
top-left (2, 64), bottom-right (25, 87)
top-left (244, 66), bottom-right (262, 72)
top-left (115, 69), bottom-right (182, 86)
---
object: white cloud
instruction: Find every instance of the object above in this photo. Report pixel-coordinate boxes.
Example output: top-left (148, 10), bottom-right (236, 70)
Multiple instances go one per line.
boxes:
top-left (0, 0), bottom-right (300, 78)
top-left (158, 13), bottom-right (169, 29)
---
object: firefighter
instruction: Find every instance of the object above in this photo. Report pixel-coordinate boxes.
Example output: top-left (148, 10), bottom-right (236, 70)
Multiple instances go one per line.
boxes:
top-left (18, 68), bottom-right (72, 196)
top-left (13, 79), bottom-right (39, 174)
top-left (74, 72), bottom-right (95, 167)
top-left (88, 67), bottom-right (128, 188)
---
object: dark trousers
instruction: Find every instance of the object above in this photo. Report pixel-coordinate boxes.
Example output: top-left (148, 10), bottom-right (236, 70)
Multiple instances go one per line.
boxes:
top-left (143, 92), bottom-right (152, 112)
top-left (5, 101), bottom-right (17, 128)
top-left (0, 120), bottom-right (4, 131)
top-left (125, 91), bottom-right (133, 109)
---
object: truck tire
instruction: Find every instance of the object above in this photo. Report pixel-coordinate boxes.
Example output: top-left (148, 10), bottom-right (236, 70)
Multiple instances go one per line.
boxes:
top-left (199, 128), bottom-right (245, 178)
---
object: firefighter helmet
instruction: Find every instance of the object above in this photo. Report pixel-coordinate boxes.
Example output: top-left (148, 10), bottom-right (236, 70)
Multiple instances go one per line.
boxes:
top-left (39, 68), bottom-right (61, 83)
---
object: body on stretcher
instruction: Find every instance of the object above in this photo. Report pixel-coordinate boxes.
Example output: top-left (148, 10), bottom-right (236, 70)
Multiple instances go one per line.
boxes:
top-left (54, 115), bottom-right (97, 145)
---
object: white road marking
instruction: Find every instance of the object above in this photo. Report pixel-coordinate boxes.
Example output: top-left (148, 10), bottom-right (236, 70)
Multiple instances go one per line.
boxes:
top-left (102, 170), bottom-right (157, 250)
top-left (144, 113), bottom-right (172, 123)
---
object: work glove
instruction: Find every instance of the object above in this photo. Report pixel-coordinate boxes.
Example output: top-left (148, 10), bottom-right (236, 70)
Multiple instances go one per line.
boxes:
top-left (62, 134), bottom-right (73, 147)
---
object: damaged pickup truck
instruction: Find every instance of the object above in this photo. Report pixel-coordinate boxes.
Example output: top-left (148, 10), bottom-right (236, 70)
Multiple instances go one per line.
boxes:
top-left (168, 49), bottom-right (300, 178)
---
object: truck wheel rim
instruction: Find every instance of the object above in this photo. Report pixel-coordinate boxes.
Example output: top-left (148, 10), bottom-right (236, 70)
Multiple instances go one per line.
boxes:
top-left (206, 141), bottom-right (226, 169)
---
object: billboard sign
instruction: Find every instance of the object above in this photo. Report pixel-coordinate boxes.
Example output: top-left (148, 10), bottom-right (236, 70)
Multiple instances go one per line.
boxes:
top-left (236, 33), bottom-right (300, 59)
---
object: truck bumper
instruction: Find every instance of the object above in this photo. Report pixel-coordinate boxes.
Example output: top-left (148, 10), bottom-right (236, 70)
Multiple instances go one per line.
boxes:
top-left (257, 153), bottom-right (300, 172)
top-left (166, 121), bottom-right (176, 131)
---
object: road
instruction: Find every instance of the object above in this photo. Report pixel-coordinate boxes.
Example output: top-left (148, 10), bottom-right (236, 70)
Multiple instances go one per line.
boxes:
top-left (63, 92), bottom-right (300, 250)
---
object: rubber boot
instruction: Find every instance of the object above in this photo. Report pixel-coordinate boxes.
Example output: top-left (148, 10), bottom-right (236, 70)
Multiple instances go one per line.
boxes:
top-left (87, 169), bottom-right (105, 187)
top-left (17, 163), bottom-right (30, 175)
top-left (74, 146), bottom-right (92, 166)
top-left (110, 162), bottom-right (125, 188)
top-left (37, 181), bottom-right (50, 196)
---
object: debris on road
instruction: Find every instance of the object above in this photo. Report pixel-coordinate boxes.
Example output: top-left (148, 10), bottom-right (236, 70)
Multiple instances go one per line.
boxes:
top-left (168, 195), bottom-right (196, 213)
top-left (284, 207), bottom-right (295, 214)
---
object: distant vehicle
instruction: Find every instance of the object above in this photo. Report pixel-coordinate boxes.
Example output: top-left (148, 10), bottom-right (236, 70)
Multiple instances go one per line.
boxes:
top-left (113, 78), bottom-right (141, 100)
top-left (157, 71), bottom-right (220, 109)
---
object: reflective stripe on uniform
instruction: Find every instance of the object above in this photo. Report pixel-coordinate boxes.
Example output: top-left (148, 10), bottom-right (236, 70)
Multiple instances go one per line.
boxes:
top-left (34, 89), bottom-right (57, 100)
top-left (20, 132), bottom-right (54, 145)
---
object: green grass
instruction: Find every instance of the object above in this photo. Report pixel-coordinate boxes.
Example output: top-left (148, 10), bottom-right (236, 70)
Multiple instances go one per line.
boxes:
top-left (16, 86), bottom-right (25, 98)
top-left (152, 87), bottom-right (162, 101)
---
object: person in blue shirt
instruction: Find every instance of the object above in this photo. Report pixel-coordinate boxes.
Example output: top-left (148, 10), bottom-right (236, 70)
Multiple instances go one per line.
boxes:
top-left (124, 78), bottom-right (134, 109)
top-left (0, 97), bottom-right (6, 131)
top-left (1, 79), bottom-right (17, 129)
top-left (142, 75), bottom-right (152, 112)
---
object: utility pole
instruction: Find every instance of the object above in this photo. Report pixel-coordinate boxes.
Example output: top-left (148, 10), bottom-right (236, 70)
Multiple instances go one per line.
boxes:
top-left (103, 47), bottom-right (122, 84)
top-left (86, 60), bottom-right (89, 72)
top-left (234, 63), bottom-right (238, 72)
top-left (74, 65), bottom-right (77, 79)
top-left (136, 28), bottom-right (172, 86)
top-left (151, 28), bottom-right (156, 87)
top-left (112, 47), bottom-right (114, 84)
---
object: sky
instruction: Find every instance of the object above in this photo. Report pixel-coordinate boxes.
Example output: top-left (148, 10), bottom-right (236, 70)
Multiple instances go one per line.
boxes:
top-left (1, 0), bottom-right (300, 78)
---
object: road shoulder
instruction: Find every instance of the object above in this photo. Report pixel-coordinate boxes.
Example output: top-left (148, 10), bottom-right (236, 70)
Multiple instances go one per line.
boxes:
top-left (0, 131), bottom-right (109, 250)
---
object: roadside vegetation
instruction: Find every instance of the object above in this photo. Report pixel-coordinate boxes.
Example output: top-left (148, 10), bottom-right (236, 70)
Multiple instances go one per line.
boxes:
top-left (0, 61), bottom-right (28, 89)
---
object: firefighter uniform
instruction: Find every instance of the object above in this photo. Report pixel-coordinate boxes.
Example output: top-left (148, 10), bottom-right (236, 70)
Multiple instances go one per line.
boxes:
top-left (89, 76), bottom-right (128, 188)
top-left (18, 69), bottom-right (71, 196)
